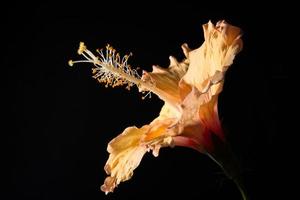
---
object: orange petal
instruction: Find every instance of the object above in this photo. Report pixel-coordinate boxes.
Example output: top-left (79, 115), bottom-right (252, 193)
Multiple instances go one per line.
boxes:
top-left (101, 126), bottom-right (149, 194)
top-left (142, 118), bottom-right (175, 142)
top-left (168, 86), bottom-right (224, 153)
top-left (140, 56), bottom-right (189, 107)
top-left (142, 101), bottom-right (181, 141)
top-left (182, 20), bottom-right (242, 96)
top-left (198, 95), bottom-right (224, 140)
top-left (101, 103), bottom-right (179, 194)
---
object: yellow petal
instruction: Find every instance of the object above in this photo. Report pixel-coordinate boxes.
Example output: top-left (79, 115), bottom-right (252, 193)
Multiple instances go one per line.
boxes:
top-left (140, 56), bottom-right (189, 107)
top-left (142, 101), bottom-right (181, 141)
top-left (182, 20), bottom-right (242, 96)
top-left (101, 105), bottom-right (178, 194)
top-left (101, 126), bottom-right (149, 194)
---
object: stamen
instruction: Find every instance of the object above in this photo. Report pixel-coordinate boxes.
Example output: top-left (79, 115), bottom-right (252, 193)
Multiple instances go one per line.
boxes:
top-left (69, 42), bottom-right (182, 107)
top-left (68, 60), bottom-right (74, 66)
top-left (142, 91), bottom-right (152, 100)
top-left (77, 42), bottom-right (87, 55)
top-left (69, 42), bottom-right (155, 92)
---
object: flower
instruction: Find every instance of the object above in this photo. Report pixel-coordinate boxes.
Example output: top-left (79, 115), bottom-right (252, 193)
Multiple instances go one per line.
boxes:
top-left (69, 20), bottom-right (244, 197)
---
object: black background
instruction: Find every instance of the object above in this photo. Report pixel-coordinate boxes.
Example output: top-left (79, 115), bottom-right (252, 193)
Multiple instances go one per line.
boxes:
top-left (6, 1), bottom-right (291, 200)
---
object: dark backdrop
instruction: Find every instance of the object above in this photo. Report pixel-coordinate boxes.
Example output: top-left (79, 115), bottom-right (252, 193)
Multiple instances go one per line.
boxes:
top-left (6, 2), bottom-right (291, 200)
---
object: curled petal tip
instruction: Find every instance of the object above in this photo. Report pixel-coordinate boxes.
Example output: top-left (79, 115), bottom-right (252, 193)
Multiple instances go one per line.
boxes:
top-left (181, 43), bottom-right (191, 58)
top-left (104, 164), bottom-right (111, 174)
top-left (100, 177), bottom-right (117, 195)
top-left (169, 56), bottom-right (178, 66)
top-left (206, 20), bottom-right (215, 30)
top-left (152, 65), bottom-right (164, 73)
top-left (142, 70), bottom-right (147, 75)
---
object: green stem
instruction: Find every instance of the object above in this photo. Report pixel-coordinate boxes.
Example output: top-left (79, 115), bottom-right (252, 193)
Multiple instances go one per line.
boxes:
top-left (206, 152), bottom-right (249, 200)
top-left (233, 178), bottom-right (248, 200)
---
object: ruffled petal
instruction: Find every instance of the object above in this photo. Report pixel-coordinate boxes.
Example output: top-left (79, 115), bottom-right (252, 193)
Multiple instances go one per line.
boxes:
top-left (142, 102), bottom-right (180, 145)
top-left (170, 86), bottom-right (225, 152)
top-left (101, 104), bottom-right (178, 194)
top-left (198, 95), bottom-right (224, 140)
top-left (182, 20), bottom-right (242, 97)
top-left (101, 126), bottom-right (149, 194)
top-left (140, 56), bottom-right (189, 107)
top-left (169, 87), bottom-right (211, 151)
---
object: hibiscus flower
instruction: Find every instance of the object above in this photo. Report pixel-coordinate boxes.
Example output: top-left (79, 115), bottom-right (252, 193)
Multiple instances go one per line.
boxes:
top-left (69, 20), bottom-right (247, 199)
